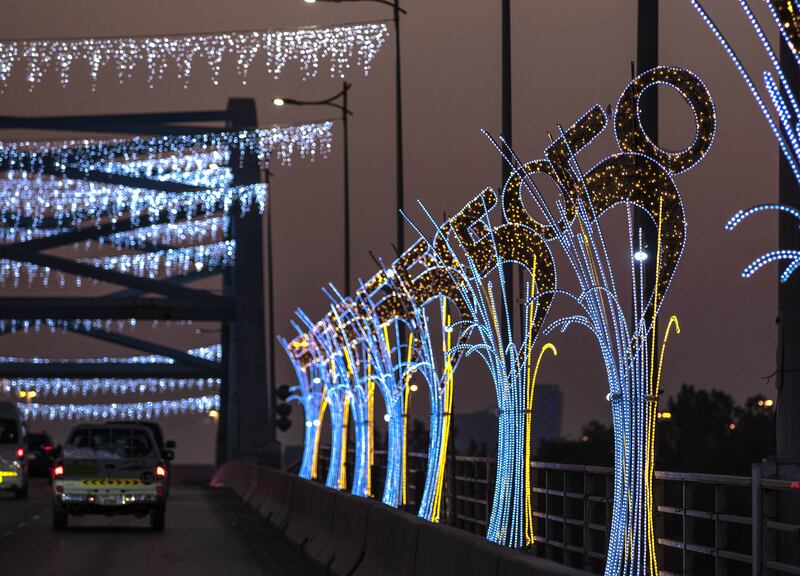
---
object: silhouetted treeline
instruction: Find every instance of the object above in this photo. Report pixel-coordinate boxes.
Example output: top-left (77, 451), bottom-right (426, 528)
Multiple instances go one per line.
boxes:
top-left (538, 384), bottom-right (776, 476)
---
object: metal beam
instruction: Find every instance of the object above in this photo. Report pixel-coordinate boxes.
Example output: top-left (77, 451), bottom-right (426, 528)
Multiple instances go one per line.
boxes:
top-left (108, 268), bottom-right (221, 298)
top-left (62, 323), bottom-right (220, 372)
top-left (0, 111), bottom-right (227, 135)
top-left (0, 297), bottom-right (234, 321)
top-left (0, 244), bottom-right (221, 300)
top-left (0, 362), bottom-right (222, 379)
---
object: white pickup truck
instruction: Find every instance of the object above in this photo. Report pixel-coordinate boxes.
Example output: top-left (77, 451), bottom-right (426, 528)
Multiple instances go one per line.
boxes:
top-left (52, 423), bottom-right (170, 531)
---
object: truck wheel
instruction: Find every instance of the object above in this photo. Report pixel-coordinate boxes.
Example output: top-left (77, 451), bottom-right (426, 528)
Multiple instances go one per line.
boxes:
top-left (14, 485), bottom-right (28, 500)
top-left (150, 508), bottom-right (165, 531)
top-left (53, 509), bottom-right (68, 530)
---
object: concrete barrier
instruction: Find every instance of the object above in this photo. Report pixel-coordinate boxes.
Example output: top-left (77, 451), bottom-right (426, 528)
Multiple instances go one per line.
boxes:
top-left (284, 477), bottom-right (317, 547)
top-left (413, 521), bottom-right (501, 576)
top-left (321, 491), bottom-right (373, 575)
top-left (212, 461), bottom-right (593, 576)
top-left (264, 472), bottom-right (294, 530)
top-left (245, 466), bottom-right (275, 510)
top-left (209, 459), bottom-right (243, 489)
top-left (351, 504), bottom-right (422, 576)
top-left (498, 552), bottom-right (591, 576)
top-left (301, 482), bottom-right (336, 563)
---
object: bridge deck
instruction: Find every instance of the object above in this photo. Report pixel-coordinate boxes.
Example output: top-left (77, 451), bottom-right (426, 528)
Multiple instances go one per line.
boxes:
top-left (0, 479), bottom-right (323, 576)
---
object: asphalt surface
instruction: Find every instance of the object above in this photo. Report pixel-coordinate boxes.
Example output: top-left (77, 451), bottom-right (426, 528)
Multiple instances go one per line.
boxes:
top-left (0, 478), bottom-right (324, 576)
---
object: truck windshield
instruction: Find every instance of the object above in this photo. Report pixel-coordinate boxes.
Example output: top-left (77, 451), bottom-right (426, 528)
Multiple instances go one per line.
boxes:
top-left (0, 419), bottom-right (19, 444)
top-left (65, 427), bottom-right (153, 459)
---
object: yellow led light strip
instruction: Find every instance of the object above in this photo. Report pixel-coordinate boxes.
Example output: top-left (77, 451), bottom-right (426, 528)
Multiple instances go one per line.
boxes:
top-left (401, 332), bottom-right (414, 507)
top-left (339, 395), bottom-right (350, 490)
top-left (311, 398), bottom-right (328, 480)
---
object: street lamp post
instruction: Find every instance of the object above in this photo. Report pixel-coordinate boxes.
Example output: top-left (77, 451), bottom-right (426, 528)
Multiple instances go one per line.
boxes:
top-left (274, 82), bottom-right (354, 295)
top-left (303, 0), bottom-right (407, 254)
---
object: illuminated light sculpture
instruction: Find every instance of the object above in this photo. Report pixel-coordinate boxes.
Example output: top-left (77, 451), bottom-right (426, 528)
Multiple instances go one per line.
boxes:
top-left (692, 0), bottom-right (800, 281)
top-left (20, 394), bottom-right (220, 421)
top-left (309, 302), bottom-right (355, 491)
top-left (0, 22), bottom-right (389, 91)
top-left (326, 295), bottom-right (373, 498)
top-left (280, 308), bottom-right (330, 481)
top-left (351, 289), bottom-right (416, 507)
top-left (486, 67), bottom-right (713, 570)
top-left (415, 185), bottom-right (556, 547)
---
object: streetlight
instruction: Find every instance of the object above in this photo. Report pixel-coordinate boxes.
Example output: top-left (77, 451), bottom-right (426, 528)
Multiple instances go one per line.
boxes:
top-left (273, 82), bottom-right (354, 295)
top-left (303, 0), bottom-right (407, 255)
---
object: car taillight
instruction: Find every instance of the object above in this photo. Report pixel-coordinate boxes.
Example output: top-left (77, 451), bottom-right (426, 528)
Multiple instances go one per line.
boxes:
top-left (155, 465), bottom-right (167, 479)
top-left (16, 447), bottom-right (24, 459)
top-left (53, 464), bottom-right (64, 478)
top-left (43, 445), bottom-right (54, 453)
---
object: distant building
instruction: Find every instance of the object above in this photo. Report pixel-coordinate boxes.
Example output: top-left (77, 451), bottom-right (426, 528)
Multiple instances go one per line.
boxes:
top-left (531, 384), bottom-right (563, 455)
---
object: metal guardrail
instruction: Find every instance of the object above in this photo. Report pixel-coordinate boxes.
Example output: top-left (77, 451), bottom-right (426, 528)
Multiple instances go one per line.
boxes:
top-left (316, 448), bottom-right (800, 575)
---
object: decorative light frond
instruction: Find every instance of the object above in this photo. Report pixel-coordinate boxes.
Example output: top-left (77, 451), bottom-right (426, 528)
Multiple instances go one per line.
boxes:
top-left (0, 23), bottom-right (389, 91)
top-left (692, 0), bottom-right (800, 280)
top-left (743, 249), bottom-right (800, 282)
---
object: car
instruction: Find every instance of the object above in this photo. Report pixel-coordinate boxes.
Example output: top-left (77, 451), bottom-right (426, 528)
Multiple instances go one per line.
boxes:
top-left (106, 420), bottom-right (175, 492)
top-left (25, 431), bottom-right (56, 477)
top-left (0, 401), bottom-right (28, 499)
top-left (52, 423), bottom-right (169, 531)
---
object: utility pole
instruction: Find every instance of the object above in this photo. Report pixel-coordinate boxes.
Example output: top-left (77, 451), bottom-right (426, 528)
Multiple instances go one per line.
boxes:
top-left (226, 98), bottom-right (280, 466)
top-left (637, 0), bottom-right (659, 372)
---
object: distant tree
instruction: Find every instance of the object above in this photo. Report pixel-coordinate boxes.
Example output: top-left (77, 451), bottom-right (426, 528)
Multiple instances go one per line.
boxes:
top-left (409, 418), bottom-right (429, 453)
top-left (656, 384), bottom-right (775, 475)
top-left (537, 420), bottom-right (614, 466)
top-left (536, 385), bottom-right (775, 475)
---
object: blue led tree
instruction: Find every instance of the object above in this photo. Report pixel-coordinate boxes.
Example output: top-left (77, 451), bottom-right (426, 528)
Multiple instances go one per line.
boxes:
top-left (280, 315), bottom-right (327, 480)
top-left (414, 190), bottom-right (555, 547)
top-left (692, 0), bottom-right (800, 280)
top-left (351, 290), bottom-right (416, 508)
top-left (485, 66), bottom-right (714, 572)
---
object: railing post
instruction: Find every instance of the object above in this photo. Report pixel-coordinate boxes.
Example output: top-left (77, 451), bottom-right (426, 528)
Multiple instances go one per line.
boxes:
top-left (752, 463), bottom-right (762, 576)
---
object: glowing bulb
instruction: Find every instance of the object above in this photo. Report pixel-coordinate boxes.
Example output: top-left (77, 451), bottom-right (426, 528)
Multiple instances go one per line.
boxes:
top-left (194, 262), bottom-right (204, 272)
top-left (383, 414), bottom-right (391, 422)
top-left (313, 419), bottom-right (321, 426)
top-left (304, 0), bottom-right (317, 3)
top-left (312, 377), bottom-right (321, 384)
top-left (634, 250), bottom-right (649, 262)
top-left (444, 325), bottom-right (454, 333)
top-left (410, 384), bottom-right (418, 392)
top-left (306, 420), bottom-right (313, 428)
top-left (208, 409), bottom-right (219, 420)
top-left (764, 399), bottom-right (774, 407)
top-left (273, 98), bottom-right (286, 106)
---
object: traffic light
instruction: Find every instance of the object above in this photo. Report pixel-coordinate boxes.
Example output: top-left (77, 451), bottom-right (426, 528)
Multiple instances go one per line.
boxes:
top-left (276, 384), bottom-right (293, 431)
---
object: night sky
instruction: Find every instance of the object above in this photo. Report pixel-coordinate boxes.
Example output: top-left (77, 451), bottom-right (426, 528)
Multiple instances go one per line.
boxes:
top-left (0, 1), bottom-right (783, 463)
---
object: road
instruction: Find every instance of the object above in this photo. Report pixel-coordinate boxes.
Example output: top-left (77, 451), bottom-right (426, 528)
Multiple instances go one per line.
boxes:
top-left (0, 479), bottom-right (323, 576)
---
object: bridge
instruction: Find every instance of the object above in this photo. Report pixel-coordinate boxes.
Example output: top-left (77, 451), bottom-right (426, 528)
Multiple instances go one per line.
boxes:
top-left (1, 1), bottom-right (800, 576)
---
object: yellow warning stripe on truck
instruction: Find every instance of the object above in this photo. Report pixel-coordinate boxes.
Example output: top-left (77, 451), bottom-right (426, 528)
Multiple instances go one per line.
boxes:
top-left (0, 471), bottom-right (19, 484)
top-left (80, 479), bottom-right (142, 486)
